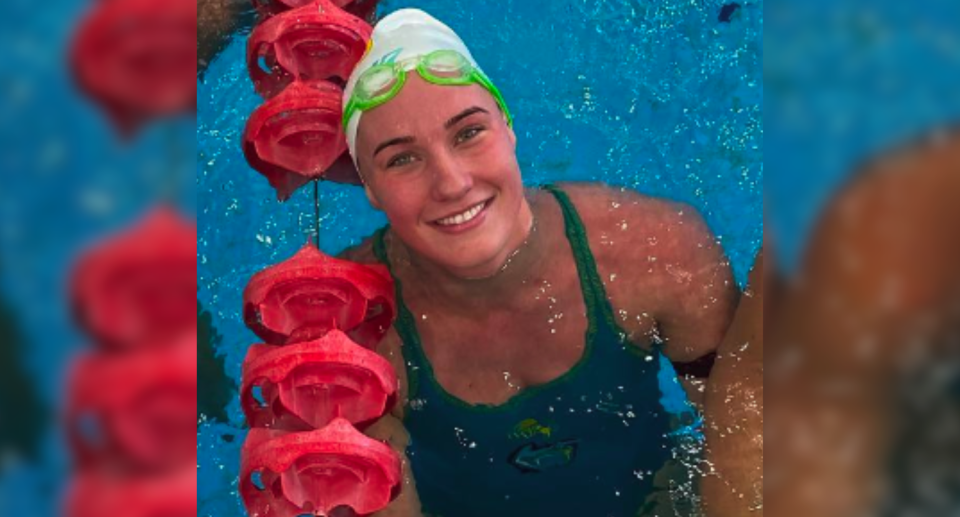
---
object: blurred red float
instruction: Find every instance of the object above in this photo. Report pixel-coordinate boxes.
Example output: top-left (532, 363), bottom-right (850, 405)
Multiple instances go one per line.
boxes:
top-left (241, 330), bottom-right (398, 430)
top-left (243, 80), bottom-right (349, 200)
top-left (71, 206), bottom-right (196, 350)
top-left (65, 334), bottom-right (197, 472)
top-left (65, 464), bottom-right (196, 517)
top-left (247, 0), bottom-right (371, 98)
top-left (70, 0), bottom-right (196, 135)
top-left (243, 243), bottom-right (395, 347)
top-left (240, 419), bottom-right (402, 517)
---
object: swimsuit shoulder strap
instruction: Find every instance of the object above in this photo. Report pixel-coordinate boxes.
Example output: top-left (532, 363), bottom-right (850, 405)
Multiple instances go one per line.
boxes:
top-left (541, 184), bottom-right (619, 328)
top-left (372, 226), bottom-right (426, 397)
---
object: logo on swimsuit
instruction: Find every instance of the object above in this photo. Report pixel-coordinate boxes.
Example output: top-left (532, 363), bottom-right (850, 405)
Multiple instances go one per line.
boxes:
top-left (507, 439), bottom-right (580, 473)
top-left (508, 418), bottom-right (553, 440)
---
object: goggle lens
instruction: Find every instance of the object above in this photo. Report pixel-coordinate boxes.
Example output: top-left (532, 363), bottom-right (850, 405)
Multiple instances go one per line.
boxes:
top-left (356, 65), bottom-right (398, 101)
top-left (422, 50), bottom-right (471, 80)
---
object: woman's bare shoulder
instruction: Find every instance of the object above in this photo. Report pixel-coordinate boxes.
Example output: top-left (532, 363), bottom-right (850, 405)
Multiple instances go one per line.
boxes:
top-left (552, 182), bottom-right (736, 361)
top-left (552, 181), bottom-right (689, 218)
top-left (551, 181), bottom-right (706, 250)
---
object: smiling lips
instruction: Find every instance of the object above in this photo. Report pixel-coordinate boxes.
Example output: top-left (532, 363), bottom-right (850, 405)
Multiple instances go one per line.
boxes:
top-left (433, 198), bottom-right (492, 227)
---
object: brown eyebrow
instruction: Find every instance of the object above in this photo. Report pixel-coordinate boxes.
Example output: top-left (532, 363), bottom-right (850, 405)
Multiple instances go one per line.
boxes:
top-left (371, 107), bottom-right (490, 159)
top-left (373, 136), bottom-right (416, 159)
top-left (445, 106), bottom-right (490, 130)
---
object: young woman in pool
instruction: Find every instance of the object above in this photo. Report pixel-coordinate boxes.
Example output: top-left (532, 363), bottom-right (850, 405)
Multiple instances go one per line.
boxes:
top-left (338, 9), bottom-right (740, 517)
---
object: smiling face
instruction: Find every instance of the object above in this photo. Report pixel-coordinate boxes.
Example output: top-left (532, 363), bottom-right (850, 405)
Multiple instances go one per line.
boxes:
top-left (355, 73), bottom-right (532, 279)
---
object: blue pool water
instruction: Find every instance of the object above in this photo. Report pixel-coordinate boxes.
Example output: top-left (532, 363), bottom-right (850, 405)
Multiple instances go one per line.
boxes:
top-left (196, 0), bottom-right (762, 514)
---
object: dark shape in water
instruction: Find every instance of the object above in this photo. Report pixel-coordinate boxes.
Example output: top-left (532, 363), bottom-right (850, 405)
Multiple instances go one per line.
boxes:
top-left (718, 2), bottom-right (741, 23)
top-left (198, 299), bottom-right (235, 424)
top-left (672, 351), bottom-right (717, 378)
top-left (198, 0), bottom-right (259, 80)
top-left (0, 285), bottom-right (47, 468)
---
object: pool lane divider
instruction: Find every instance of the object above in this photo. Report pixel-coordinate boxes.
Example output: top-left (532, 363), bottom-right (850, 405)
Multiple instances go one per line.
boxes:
top-left (237, 2), bottom-right (405, 512)
top-left (242, 0), bottom-right (371, 202)
top-left (238, 243), bottom-right (402, 516)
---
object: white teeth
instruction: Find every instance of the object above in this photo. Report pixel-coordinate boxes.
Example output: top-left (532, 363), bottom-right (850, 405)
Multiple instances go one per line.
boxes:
top-left (437, 201), bottom-right (485, 226)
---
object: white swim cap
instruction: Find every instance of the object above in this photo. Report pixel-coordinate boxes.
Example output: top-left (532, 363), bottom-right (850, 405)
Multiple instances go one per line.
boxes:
top-left (342, 9), bottom-right (482, 166)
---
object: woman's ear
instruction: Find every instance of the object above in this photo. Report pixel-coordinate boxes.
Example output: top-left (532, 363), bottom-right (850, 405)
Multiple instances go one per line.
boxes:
top-left (364, 183), bottom-right (383, 211)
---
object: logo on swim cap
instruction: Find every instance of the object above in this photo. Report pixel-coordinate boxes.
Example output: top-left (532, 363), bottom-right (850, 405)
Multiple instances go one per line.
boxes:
top-left (372, 48), bottom-right (403, 67)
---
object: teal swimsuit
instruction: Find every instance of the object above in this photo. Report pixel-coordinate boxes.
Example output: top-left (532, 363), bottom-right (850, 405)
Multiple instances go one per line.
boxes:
top-left (372, 185), bottom-right (703, 517)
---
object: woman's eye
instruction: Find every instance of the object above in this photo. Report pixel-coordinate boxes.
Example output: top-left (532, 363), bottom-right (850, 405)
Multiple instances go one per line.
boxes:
top-left (456, 126), bottom-right (483, 144)
top-left (386, 153), bottom-right (414, 168)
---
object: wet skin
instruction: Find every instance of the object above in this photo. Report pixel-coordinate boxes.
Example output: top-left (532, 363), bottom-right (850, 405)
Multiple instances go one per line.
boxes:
top-left (701, 249), bottom-right (764, 516)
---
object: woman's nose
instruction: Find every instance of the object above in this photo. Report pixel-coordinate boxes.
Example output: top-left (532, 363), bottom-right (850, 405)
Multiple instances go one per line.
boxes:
top-left (429, 152), bottom-right (473, 201)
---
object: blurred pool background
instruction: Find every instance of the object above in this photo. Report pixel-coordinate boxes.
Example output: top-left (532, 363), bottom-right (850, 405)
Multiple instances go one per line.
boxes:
top-left (0, 0), bottom-right (194, 514)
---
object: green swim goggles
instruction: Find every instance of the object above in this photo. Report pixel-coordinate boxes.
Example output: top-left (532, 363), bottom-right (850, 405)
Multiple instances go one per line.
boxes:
top-left (342, 49), bottom-right (513, 131)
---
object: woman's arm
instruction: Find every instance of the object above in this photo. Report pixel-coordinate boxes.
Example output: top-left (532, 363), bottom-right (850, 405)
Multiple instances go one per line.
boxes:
top-left (764, 132), bottom-right (960, 517)
top-left (701, 249), bottom-right (764, 516)
top-left (560, 183), bottom-right (740, 364)
top-left (362, 414), bottom-right (424, 517)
